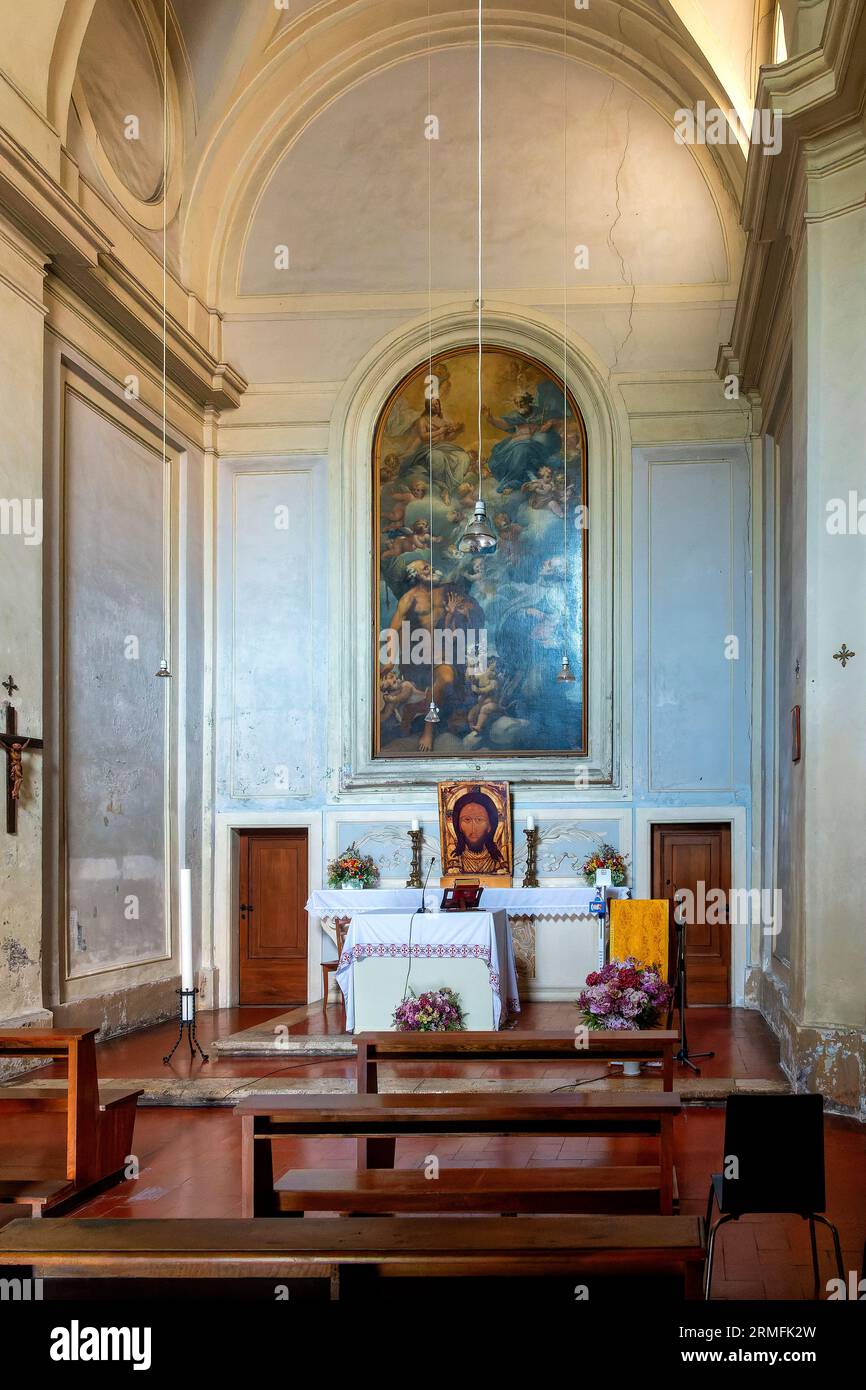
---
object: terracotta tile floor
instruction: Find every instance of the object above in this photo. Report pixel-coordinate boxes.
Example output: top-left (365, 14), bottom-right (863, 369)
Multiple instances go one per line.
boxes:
top-left (4, 1004), bottom-right (864, 1300)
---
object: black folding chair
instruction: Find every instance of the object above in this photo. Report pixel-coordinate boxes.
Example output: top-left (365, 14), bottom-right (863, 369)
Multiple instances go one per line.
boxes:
top-left (705, 1094), bottom-right (844, 1299)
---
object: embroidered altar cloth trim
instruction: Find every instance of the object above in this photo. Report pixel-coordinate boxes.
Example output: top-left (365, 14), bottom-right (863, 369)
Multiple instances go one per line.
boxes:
top-left (334, 909), bottom-right (520, 1031)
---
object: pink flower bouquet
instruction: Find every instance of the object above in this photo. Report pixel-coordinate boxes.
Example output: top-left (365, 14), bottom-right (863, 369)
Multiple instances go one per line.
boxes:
top-left (392, 988), bottom-right (466, 1032)
top-left (578, 957), bottom-right (673, 1031)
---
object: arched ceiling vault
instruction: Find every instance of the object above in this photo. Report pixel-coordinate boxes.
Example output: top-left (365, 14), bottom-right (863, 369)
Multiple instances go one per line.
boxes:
top-left (179, 1), bottom-right (751, 306)
top-left (42, 0), bottom-right (756, 311)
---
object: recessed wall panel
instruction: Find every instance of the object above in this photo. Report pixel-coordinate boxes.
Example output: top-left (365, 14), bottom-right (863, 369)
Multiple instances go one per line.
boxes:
top-left (64, 390), bottom-right (168, 975)
top-left (231, 471), bottom-right (313, 797)
top-left (649, 460), bottom-right (733, 790)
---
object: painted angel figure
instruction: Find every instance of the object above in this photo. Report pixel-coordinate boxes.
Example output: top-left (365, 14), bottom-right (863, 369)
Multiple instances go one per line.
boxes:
top-left (482, 394), bottom-right (562, 494)
top-left (395, 397), bottom-right (472, 503)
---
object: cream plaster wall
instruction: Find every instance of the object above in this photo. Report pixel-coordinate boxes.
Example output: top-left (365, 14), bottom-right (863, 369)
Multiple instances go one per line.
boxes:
top-left (802, 193), bottom-right (866, 1031)
top-left (0, 217), bottom-right (48, 1026)
top-left (239, 50), bottom-right (729, 297)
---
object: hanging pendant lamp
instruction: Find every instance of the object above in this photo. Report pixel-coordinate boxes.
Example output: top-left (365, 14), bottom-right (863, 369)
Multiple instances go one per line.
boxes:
top-left (458, 0), bottom-right (496, 557)
top-left (458, 497), bottom-right (497, 553)
top-left (556, 0), bottom-right (573, 683)
top-left (423, 6), bottom-right (442, 731)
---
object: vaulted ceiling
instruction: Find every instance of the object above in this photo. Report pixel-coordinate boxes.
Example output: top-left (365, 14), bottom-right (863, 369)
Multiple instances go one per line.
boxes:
top-left (183, 0), bottom-right (760, 305)
top-left (49, 0), bottom-right (769, 314)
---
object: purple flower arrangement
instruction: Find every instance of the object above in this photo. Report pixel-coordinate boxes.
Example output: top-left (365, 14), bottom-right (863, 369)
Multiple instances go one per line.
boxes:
top-left (577, 957), bottom-right (673, 1031)
top-left (392, 988), bottom-right (466, 1032)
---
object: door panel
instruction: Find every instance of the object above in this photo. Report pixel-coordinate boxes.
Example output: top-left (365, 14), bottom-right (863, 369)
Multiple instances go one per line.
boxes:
top-left (238, 830), bottom-right (308, 1005)
top-left (651, 823), bottom-right (731, 1005)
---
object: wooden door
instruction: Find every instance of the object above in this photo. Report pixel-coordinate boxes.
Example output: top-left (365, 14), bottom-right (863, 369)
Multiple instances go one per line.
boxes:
top-left (651, 823), bottom-right (731, 1005)
top-left (238, 830), bottom-right (308, 1006)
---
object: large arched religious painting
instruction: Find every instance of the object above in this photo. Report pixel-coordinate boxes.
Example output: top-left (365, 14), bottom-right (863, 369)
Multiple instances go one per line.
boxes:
top-left (373, 345), bottom-right (588, 758)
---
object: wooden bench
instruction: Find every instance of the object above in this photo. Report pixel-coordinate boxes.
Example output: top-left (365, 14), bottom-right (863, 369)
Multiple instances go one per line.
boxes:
top-left (239, 1091), bottom-right (681, 1216)
top-left (274, 1164), bottom-right (666, 1215)
top-left (356, 1029), bottom-right (678, 1092)
top-left (0, 1214), bottom-right (706, 1299)
top-left (0, 1029), bottom-right (142, 1216)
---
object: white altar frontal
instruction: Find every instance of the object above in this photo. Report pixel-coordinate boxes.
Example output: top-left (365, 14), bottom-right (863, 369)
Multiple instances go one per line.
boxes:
top-left (307, 886), bottom-right (629, 1005)
top-left (334, 909), bottom-right (519, 1033)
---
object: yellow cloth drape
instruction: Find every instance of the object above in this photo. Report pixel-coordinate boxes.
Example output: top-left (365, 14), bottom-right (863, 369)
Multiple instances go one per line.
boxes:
top-left (609, 899), bottom-right (669, 979)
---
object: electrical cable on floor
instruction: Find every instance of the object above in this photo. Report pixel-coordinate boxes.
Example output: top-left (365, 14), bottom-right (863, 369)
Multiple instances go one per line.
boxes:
top-left (215, 1055), bottom-right (353, 1105)
top-left (550, 1074), bottom-right (614, 1091)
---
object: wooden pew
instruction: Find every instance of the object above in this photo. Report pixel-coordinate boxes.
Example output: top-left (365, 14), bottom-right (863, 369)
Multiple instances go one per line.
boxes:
top-left (238, 1091), bottom-right (681, 1216)
top-left (274, 1164), bottom-right (666, 1215)
top-left (355, 1029), bottom-right (678, 1092)
top-left (0, 1029), bottom-right (142, 1215)
top-left (0, 1214), bottom-right (707, 1299)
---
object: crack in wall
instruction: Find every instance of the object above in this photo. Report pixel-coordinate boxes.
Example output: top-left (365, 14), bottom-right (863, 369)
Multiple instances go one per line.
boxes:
top-left (607, 102), bottom-right (636, 374)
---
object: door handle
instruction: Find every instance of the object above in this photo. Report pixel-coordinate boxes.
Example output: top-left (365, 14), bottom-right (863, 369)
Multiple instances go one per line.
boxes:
top-left (239, 903), bottom-right (254, 915)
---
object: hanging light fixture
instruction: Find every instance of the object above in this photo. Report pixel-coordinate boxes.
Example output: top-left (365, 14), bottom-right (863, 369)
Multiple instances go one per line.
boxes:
top-left (421, 0), bottom-right (440, 730)
top-left (459, 496), bottom-right (497, 553)
top-left (555, 0), bottom-right (574, 682)
top-left (156, 3), bottom-right (172, 688)
top-left (458, 0), bottom-right (497, 556)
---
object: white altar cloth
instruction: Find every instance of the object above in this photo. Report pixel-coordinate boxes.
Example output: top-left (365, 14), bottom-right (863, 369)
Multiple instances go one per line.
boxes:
top-left (335, 909), bottom-right (519, 1033)
top-left (306, 885), bottom-right (627, 919)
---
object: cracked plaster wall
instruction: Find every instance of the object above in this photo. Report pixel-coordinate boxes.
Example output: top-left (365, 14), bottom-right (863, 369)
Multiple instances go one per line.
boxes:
top-left (0, 231), bottom-right (46, 1028)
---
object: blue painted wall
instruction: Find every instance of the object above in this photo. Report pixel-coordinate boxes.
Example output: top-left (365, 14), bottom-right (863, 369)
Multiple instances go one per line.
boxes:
top-left (215, 443), bottom-right (752, 887)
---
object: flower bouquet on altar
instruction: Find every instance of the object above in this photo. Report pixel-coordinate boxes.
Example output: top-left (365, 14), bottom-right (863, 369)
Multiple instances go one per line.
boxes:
top-left (392, 988), bottom-right (466, 1032)
top-left (581, 843), bottom-right (629, 887)
top-left (577, 958), bottom-right (673, 1032)
top-left (327, 842), bottom-right (379, 889)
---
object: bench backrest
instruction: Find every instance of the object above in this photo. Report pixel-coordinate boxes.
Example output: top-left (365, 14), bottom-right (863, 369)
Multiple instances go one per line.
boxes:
top-left (239, 1091), bottom-right (680, 1121)
top-left (0, 1028), bottom-right (98, 1058)
top-left (0, 1030), bottom-right (99, 1183)
top-left (356, 1029), bottom-right (677, 1054)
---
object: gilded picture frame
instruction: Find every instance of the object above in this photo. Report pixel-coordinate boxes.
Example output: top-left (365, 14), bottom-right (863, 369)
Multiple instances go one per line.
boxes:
top-left (373, 345), bottom-right (588, 760)
top-left (437, 779), bottom-right (513, 887)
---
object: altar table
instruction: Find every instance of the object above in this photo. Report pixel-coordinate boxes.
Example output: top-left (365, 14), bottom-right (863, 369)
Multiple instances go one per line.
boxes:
top-left (335, 909), bottom-right (519, 1033)
top-left (308, 887), bottom-right (628, 1001)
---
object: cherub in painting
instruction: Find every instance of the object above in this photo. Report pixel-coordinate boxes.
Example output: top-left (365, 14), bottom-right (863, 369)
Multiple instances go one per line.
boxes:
top-left (381, 517), bottom-right (441, 559)
top-left (521, 464), bottom-right (565, 516)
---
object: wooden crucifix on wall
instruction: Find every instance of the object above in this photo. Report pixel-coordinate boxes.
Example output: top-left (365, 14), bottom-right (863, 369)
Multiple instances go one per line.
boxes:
top-left (0, 699), bottom-right (43, 834)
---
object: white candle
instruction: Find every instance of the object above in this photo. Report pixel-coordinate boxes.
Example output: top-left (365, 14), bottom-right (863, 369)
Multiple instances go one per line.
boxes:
top-left (526, 815), bottom-right (535, 831)
top-left (411, 818), bottom-right (420, 832)
top-left (179, 869), bottom-right (194, 1019)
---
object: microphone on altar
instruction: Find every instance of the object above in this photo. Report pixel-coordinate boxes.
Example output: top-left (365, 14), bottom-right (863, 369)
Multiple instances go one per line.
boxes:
top-left (418, 856), bottom-right (437, 913)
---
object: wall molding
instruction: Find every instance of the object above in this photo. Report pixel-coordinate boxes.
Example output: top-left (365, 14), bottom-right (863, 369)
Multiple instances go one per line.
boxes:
top-left (323, 805), bottom-right (632, 887)
top-left (52, 371), bottom-right (176, 996)
top-left (326, 301), bottom-right (633, 798)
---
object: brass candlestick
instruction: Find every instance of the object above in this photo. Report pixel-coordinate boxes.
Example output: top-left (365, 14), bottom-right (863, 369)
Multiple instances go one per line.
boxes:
top-left (406, 827), bottom-right (423, 887)
top-left (522, 826), bottom-right (540, 888)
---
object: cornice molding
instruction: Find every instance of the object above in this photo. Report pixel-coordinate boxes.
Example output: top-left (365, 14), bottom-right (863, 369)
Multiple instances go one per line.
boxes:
top-left (0, 126), bottom-right (247, 413)
top-left (724, 0), bottom-right (866, 403)
top-left (52, 250), bottom-right (247, 412)
top-left (0, 126), bottom-right (109, 267)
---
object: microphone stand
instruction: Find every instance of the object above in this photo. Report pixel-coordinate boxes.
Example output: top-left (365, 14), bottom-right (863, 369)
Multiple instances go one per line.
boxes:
top-left (672, 888), bottom-right (714, 1075)
top-left (418, 856), bottom-right (435, 913)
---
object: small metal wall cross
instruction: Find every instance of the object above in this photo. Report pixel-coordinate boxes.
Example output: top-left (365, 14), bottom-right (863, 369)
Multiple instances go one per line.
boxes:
top-left (833, 644), bottom-right (855, 669)
top-left (1, 675), bottom-right (18, 697)
top-left (0, 702), bottom-right (44, 834)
